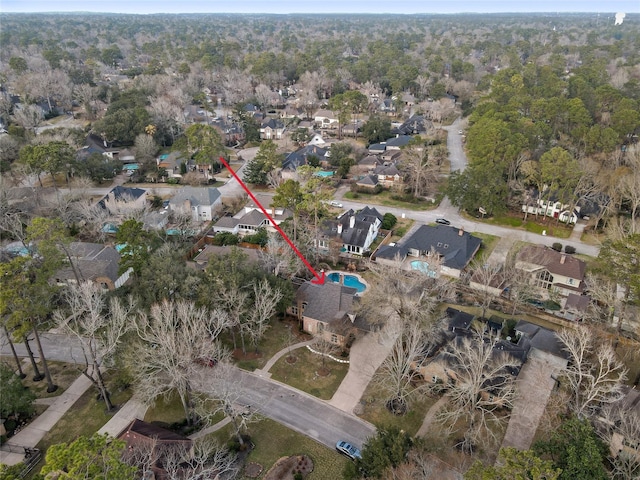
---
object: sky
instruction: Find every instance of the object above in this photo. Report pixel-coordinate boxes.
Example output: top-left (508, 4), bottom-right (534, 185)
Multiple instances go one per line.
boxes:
top-left (1, 0), bottom-right (639, 14)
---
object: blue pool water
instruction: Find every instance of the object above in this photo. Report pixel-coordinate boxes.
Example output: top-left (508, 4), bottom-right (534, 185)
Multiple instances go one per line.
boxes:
top-left (122, 163), bottom-right (140, 171)
top-left (327, 273), bottom-right (367, 293)
top-left (159, 154), bottom-right (169, 160)
top-left (314, 170), bottom-right (334, 177)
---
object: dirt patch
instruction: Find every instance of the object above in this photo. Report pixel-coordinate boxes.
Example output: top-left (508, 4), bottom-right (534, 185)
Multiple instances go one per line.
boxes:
top-left (316, 367), bottom-right (330, 377)
top-left (244, 462), bottom-right (263, 478)
top-left (285, 355), bottom-right (298, 364)
top-left (263, 455), bottom-right (314, 480)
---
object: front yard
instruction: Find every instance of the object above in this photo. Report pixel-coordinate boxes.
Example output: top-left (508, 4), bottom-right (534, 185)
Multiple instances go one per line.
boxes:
top-left (344, 190), bottom-right (438, 211)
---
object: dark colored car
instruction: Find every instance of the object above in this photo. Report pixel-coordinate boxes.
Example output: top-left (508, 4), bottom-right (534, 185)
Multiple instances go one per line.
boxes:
top-left (435, 218), bottom-right (451, 225)
top-left (336, 440), bottom-right (362, 460)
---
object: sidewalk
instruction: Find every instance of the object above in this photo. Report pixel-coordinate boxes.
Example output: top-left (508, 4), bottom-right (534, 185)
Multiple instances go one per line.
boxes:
top-left (0, 374), bottom-right (93, 466)
top-left (97, 398), bottom-right (148, 438)
top-left (254, 340), bottom-right (315, 379)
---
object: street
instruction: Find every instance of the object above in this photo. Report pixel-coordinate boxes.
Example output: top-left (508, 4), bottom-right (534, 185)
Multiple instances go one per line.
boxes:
top-left (0, 331), bottom-right (376, 450)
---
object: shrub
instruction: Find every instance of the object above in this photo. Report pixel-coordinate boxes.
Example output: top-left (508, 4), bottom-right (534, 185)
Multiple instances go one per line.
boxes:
top-left (551, 242), bottom-right (563, 252)
top-left (212, 232), bottom-right (239, 246)
top-left (381, 212), bottom-right (398, 230)
top-left (565, 245), bottom-right (576, 254)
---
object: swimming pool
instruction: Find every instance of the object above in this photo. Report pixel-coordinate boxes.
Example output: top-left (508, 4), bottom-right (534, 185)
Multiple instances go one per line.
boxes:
top-left (314, 170), bottom-right (334, 177)
top-left (327, 272), bottom-right (367, 293)
top-left (410, 260), bottom-right (437, 277)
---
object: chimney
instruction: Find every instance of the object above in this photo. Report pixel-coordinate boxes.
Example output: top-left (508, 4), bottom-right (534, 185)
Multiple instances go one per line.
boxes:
top-left (458, 227), bottom-right (464, 237)
top-left (350, 216), bottom-right (355, 229)
top-left (560, 255), bottom-right (566, 264)
top-left (337, 223), bottom-right (343, 235)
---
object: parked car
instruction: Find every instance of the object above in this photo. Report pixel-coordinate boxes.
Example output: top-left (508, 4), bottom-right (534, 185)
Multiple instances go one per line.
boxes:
top-left (435, 218), bottom-right (451, 225)
top-left (329, 201), bottom-right (343, 208)
top-left (336, 440), bottom-right (362, 460)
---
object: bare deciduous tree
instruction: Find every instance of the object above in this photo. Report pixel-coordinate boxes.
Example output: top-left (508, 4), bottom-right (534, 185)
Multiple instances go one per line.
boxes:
top-left (130, 300), bottom-right (231, 424)
top-left (399, 143), bottom-right (441, 197)
top-left (468, 260), bottom-right (504, 319)
top-left (374, 322), bottom-right (427, 414)
top-left (557, 325), bottom-right (627, 418)
top-left (194, 362), bottom-right (260, 448)
top-left (54, 281), bottom-right (135, 410)
top-left (12, 104), bottom-right (43, 132)
top-left (259, 232), bottom-right (304, 278)
top-left (436, 333), bottom-right (519, 454)
top-left (245, 279), bottom-right (283, 353)
top-left (597, 403), bottom-right (640, 480)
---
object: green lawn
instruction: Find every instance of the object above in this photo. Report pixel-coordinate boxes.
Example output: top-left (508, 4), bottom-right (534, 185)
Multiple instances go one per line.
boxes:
top-left (466, 212), bottom-right (573, 239)
top-left (208, 417), bottom-right (349, 480)
top-left (269, 347), bottom-right (349, 400)
top-left (344, 190), bottom-right (437, 211)
top-left (471, 232), bottom-right (500, 260)
top-left (36, 378), bottom-right (132, 452)
top-left (4, 359), bottom-right (80, 399)
top-left (358, 382), bottom-right (439, 437)
top-left (226, 317), bottom-right (312, 371)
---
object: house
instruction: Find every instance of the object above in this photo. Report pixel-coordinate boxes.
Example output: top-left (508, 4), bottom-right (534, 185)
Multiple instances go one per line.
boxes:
top-left (260, 117), bottom-right (286, 140)
top-left (368, 143), bottom-right (386, 155)
top-left (355, 174), bottom-right (380, 190)
top-left (282, 145), bottom-right (329, 179)
top-left (599, 387), bottom-right (640, 462)
top-left (168, 186), bottom-right (222, 222)
top-left (314, 109), bottom-right (339, 129)
top-left (375, 225), bottom-right (482, 278)
top-left (98, 186), bottom-right (147, 213)
top-left (377, 98), bottom-right (397, 116)
top-left (392, 114), bottom-right (433, 136)
top-left (54, 242), bottom-right (130, 290)
top-left (384, 135), bottom-right (413, 150)
top-left (356, 155), bottom-right (382, 174)
top-left (373, 163), bottom-right (403, 188)
top-left (118, 419), bottom-right (193, 479)
top-left (288, 281), bottom-right (369, 347)
top-left (560, 293), bottom-right (591, 321)
top-left (318, 206), bottom-right (383, 255)
top-left (521, 189), bottom-right (579, 224)
top-left (515, 245), bottom-right (586, 304)
top-left (212, 203), bottom-right (291, 236)
top-left (157, 152), bottom-right (185, 179)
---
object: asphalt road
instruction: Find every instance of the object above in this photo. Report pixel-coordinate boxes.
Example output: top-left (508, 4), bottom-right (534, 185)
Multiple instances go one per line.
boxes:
top-left (0, 331), bottom-right (376, 450)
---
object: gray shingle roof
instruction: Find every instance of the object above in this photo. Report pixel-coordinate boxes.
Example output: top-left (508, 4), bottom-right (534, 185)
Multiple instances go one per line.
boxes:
top-left (516, 245), bottom-right (586, 281)
top-left (376, 224), bottom-right (482, 270)
top-left (57, 242), bottom-right (120, 283)
top-left (170, 187), bottom-right (221, 207)
top-left (296, 281), bottom-right (357, 324)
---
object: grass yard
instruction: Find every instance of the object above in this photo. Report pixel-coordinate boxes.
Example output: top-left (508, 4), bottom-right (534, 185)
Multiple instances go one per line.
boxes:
top-left (208, 417), bottom-right (349, 480)
top-left (358, 381), bottom-right (439, 437)
top-left (467, 212), bottom-right (573, 239)
top-left (36, 380), bottom-right (132, 453)
top-left (390, 218), bottom-right (415, 242)
top-left (471, 232), bottom-right (500, 259)
top-left (143, 391), bottom-right (188, 425)
top-left (231, 317), bottom-right (312, 371)
top-left (2, 359), bottom-right (80, 399)
top-left (343, 190), bottom-right (437, 211)
top-left (269, 347), bottom-right (349, 400)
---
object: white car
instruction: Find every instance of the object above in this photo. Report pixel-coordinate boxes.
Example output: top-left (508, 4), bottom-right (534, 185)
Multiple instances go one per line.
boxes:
top-left (329, 201), bottom-right (343, 208)
top-left (336, 440), bottom-right (361, 460)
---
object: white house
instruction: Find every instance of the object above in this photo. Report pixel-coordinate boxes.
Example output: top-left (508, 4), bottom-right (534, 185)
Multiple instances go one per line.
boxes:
top-left (168, 186), bottom-right (222, 222)
top-left (314, 109), bottom-right (339, 129)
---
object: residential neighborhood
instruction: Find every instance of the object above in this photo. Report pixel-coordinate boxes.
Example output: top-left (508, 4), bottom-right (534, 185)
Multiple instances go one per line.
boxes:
top-left (1, 8), bottom-right (639, 480)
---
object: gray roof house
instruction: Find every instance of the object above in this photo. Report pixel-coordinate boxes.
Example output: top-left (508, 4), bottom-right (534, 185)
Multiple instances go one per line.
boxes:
top-left (288, 281), bottom-right (370, 347)
top-left (385, 135), bottom-right (413, 150)
top-left (318, 206), bottom-right (383, 256)
top-left (212, 203), bottom-right (291, 236)
top-left (55, 242), bottom-right (129, 290)
top-left (375, 224), bottom-right (482, 278)
top-left (260, 117), bottom-right (286, 140)
top-left (282, 145), bottom-right (329, 179)
top-left (98, 186), bottom-right (147, 213)
top-left (168, 187), bottom-right (222, 222)
top-left (392, 115), bottom-right (433, 136)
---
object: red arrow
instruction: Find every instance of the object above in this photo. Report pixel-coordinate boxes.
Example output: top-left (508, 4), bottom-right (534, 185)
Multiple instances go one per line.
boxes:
top-left (218, 156), bottom-right (325, 285)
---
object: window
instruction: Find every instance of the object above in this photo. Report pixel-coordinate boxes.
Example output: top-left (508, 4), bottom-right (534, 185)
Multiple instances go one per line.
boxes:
top-left (291, 305), bottom-right (298, 316)
top-left (301, 302), bottom-right (307, 313)
top-left (432, 375), bottom-right (439, 383)
top-left (331, 334), bottom-right (338, 344)
top-left (536, 270), bottom-right (554, 290)
top-left (317, 323), bottom-right (324, 333)
top-left (437, 242), bottom-right (442, 247)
